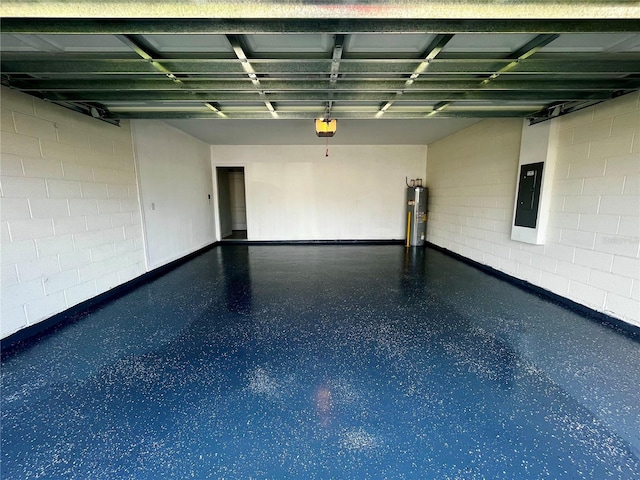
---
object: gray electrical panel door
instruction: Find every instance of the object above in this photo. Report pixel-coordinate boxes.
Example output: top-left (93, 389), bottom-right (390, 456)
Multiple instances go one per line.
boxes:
top-left (514, 162), bottom-right (544, 228)
top-left (406, 187), bottom-right (427, 246)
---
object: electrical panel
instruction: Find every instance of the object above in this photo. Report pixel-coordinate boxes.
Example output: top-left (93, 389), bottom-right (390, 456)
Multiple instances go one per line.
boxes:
top-left (514, 162), bottom-right (544, 229)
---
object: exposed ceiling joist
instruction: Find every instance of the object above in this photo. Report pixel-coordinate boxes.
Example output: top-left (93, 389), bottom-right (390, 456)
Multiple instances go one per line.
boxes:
top-left (8, 78), bottom-right (639, 93)
top-left (115, 34), bottom-right (183, 83)
top-left (1, 15), bottom-right (638, 124)
top-left (2, 18), bottom-right (639, 34)
top-left (325, 34), bottom-right (346, 119)
top-left (508, 33), bottom-right (561, 60)
top-left (329, 34), bottom-right (346, 86)
top-left (107, 109), bottom-right (543, 120)
top-left (376, 34), bottom-right (453, 118)
top-left (39, 90), bottom-right (618, 104)
top-left (3, 57), bottom-right (638, 75)
top-left (204, 102), bottom-right (228, 118)
top-left (226, 34), bottom-right (278, 118)
top-left (432, 33), bottom-right (562, 115)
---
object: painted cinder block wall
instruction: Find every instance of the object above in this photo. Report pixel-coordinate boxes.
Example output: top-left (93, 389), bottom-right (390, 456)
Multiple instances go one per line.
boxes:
top-left (426, 92), bottom-right (640, 327)
top-left (0, 86), bottom-right (146, 338)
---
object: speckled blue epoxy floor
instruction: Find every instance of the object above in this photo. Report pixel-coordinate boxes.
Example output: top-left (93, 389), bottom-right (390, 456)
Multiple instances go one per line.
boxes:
top-left (2, 246), bottom-right (639, 479)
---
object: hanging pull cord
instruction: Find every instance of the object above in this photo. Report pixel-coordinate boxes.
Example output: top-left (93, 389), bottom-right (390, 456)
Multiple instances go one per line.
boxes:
top-left (325, 136), bottom-right (329, 157)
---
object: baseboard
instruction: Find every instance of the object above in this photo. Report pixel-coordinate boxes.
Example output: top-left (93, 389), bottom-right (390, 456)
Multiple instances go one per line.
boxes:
top-left (147, 240), bottom-right (219, 271)
top-left (427, 242), bottom-right (640, 341)
top-left (220, 239), bottom-right (405, 246)
top-left (1, 241), bottom-right (220, 358)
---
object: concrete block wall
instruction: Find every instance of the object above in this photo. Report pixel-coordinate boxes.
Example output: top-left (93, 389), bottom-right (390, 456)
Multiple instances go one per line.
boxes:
top-left (1, 87), bottom-right (146, 338)
top-left (427, 92), bottom-right (640, 327)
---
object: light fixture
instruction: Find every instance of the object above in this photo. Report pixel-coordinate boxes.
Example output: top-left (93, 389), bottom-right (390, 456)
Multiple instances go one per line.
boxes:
top-left (315, 118), bottom-right (337, 137)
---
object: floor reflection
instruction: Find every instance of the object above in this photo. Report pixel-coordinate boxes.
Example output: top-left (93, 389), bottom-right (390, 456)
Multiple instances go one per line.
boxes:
top-left (315, 385), bottom-right (333, 427)
top-left (1, 245), bottom-right (639, 479)
top-left (221, 246), bottom-right (253, 314)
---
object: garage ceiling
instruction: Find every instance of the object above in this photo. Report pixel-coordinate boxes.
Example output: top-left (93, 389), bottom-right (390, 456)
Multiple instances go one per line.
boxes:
top-left (1, 1), bottom-right (639, 144)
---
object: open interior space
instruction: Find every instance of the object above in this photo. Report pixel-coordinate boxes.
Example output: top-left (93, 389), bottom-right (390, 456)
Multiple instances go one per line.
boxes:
top-left (2, 245), bottom-right (639, 479)
top-left (1, 1), bottom-right (639, 478)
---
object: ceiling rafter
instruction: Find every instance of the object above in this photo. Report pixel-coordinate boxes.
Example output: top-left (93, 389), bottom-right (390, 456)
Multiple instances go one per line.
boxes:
top-left (479, 33), bottom-right (561, 86)
top-left (40, 90), bottom-right (616, 104)
top-left (376, 34), bottom-right (454, 118)
top-left (226, 34), bottom-right (277, 118)
top-left (329, 35), bottom-right (346, 87)
top-left (1, 19), bottom-right (638, 122)
top-left (427, 33), bottom-right (564, 117)
top-left (3, 57), bottom-right (638, 75)
top-left (325, 34), bottom-right (346, 119)
top-left (115, 34), bottom-right (182, 83)
top-left (204, 102), bottom-right (228, 118)
top-left (2, 18), bottom-right (638, 34)
top-left (9, 78), bottom-right (639, 93)
top-left (116, 34), bottom-right (231, 118)
top-left (106, 109), bottom-right (543, 120)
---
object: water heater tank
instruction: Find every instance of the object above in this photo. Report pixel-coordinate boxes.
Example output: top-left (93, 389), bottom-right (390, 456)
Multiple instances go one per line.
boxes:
top-left (406, 187), bottom-right (427, 247)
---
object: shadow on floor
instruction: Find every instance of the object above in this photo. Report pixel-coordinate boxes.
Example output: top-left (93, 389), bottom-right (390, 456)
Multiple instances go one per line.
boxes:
top-left (223, 230), bottom-right (247, 240)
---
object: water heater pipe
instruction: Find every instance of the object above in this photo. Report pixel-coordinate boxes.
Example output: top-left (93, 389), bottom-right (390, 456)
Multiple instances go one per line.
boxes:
top-left (405, 211), bottom-right (412, 248)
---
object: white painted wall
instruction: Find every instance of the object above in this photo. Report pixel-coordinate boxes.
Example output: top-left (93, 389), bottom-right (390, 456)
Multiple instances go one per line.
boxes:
top-left (211, 144), bottom-right (427, 241)
top-left (426, 92), bottom-right (640, 327)
top-left (0, 87), bottom-right (146, 339)
top-left (132, 120), bottom-right (215, 269)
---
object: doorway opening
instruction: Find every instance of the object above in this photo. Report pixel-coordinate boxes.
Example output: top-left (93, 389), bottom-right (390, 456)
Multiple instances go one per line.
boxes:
top-left (216, 167), bottom-right (247, 240)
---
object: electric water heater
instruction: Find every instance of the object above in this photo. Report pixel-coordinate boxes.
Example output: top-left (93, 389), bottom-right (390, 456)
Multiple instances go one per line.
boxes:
top-left (406, 186), bottom-right (427, 247)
